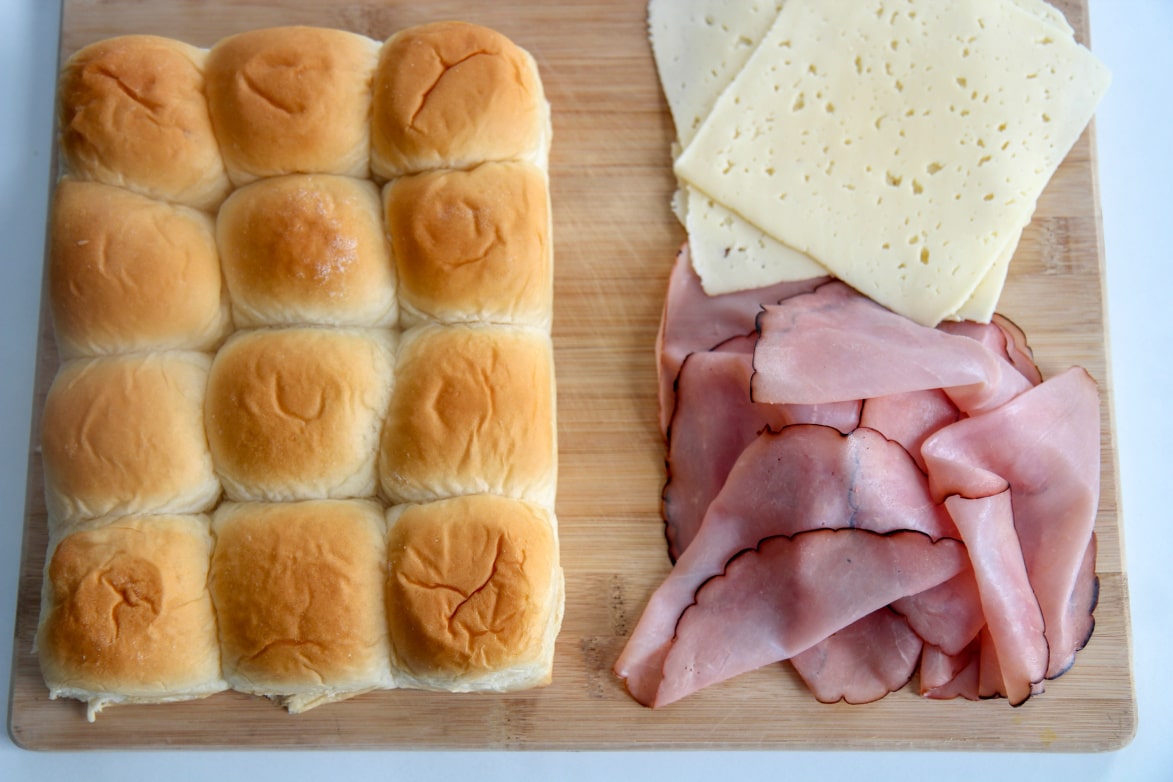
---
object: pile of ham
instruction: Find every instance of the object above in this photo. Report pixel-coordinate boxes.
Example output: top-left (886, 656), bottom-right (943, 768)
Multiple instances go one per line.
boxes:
top-left (614, 245), bottom-right (1101, 709)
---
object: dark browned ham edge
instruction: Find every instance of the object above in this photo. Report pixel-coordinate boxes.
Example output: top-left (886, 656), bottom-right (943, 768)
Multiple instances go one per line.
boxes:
top-left (615, 247), bottom-right (1101, 708)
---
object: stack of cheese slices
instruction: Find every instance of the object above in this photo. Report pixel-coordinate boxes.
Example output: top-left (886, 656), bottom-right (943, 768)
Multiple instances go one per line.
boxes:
top-left (37, 21), bottom-right (563, 721)
top-left (650, 0), bottom-right (1110, 326)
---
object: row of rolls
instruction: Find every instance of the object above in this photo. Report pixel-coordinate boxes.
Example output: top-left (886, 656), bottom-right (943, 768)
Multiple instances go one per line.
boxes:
top-left (36, 21), bottom-right (564, 721)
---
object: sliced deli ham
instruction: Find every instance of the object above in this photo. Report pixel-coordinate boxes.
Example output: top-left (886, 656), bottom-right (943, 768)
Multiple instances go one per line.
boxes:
top-left (944, 492), bottom-right (1048, 706)
top-left (752, 282), bottom-right (1033, 414)
top-left (938, 314), bottom-right (1043, 387)
top-left (653, 529), bottom-right (968, 708)
top-left (618, 244), bottom-right (1100, 708)
top-left (662, 348), bottom-right (860, 561)
top-left (661, 349), bottom-right (791, 562)
top-left (890, 564), bottom-right (985, 657)
top-left (657, 244), bottom-right (827, 435)
top-left (790, 608), bottom-right (924, 705)
top-left (858, 389), bottom-right (960, 473)
top-left (923, 366), bottom-right (1101, 680)
top-left (615, 424), bottom-right (955, 703)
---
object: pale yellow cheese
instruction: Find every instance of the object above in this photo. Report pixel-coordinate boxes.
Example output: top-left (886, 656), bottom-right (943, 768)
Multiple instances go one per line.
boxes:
top-left (675, 0), bottom-right (1110, 325)
top-left (649, 0), bottom-right (827, 292)
top-left (681, 185), bottom-right (826, 293)
top-left (951, 225), bottom-right (1021, 322)
top-left (1009, 0), bottom-right (1075, 37)
top-left (648, 0), bottom-right (784, 148)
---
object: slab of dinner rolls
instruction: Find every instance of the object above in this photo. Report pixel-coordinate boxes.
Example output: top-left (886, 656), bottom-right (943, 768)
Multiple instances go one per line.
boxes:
top-left (40, 352), bottom-right (221, 529)
top-left (57, 35), bottom-right (231, 211)
top-left (370, 21), bottom-right (551, 180)
top-left (379, 323), bottom-right (557, 508)
top-left (383, 161), bottom-right (552, 329)
top-left (49, 178), bottom-right (232, 358)
top-left (385, 495), bottom-right (563, 692)
top-left (204, 327), bottom-right (395, 502)
top-left (209, 500), bottom-right (392, 712)
top-left (36, 514), bottom-right (227, 722)
top-left (205, 26), bottom-right (379, 185)
top-left (216, 174), bottom-right (396, 328)
top-left (41, 20), bottom-right (561, 716)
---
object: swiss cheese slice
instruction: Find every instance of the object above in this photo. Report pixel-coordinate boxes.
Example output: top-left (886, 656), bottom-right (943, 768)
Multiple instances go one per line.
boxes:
top-left (649, 0), bottom-right (783, 148)
top-left (674, 0), bottom-right (1110, 326)
top-left (649, 0), bottom-right (828, 292)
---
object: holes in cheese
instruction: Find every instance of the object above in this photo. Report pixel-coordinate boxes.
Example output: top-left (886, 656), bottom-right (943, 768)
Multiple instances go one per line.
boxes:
top-left (671, 0), bottom-right (1107, 325)
top-left (650, 0), bottom-right (828, 294)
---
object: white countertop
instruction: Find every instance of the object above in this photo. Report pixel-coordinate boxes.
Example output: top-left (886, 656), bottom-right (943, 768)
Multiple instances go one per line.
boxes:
top-left (1, 0), bottom-right (1169, 778)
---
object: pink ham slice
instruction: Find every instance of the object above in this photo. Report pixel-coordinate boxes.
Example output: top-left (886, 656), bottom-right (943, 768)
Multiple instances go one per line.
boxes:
top-left (944, 492), bottom-right (1048, 705)
top-left (859, 389), bottom-right (960, 473)
top-left (752, 282), bottom-right (1033, 415)
top-left (1056, 534), bottom-right (1099, 678)
top-left (656, 244), bottom-right (827, 435)
top-left (938, 314), bottom-right (1043, 387)
top-left (662, 349), bottom-right (793, 561)
top-left (923, 366), bottom-right (1101, 680)
top-left (891, 564), bottom-right (985, 656)
top-left (653, 529), bottom-right (968, 707)
top-left (790, 608), bottom-right (923, 704)
top-left (920, 638), bottom-right (982, 700)
top-left (663, 348), bottom-right (861, 561)
top-left (614, 424), bottom-right (955, 705)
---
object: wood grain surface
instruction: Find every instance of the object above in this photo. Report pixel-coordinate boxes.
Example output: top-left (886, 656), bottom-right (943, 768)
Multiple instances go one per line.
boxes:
top-left (7, 0), bottom-right (1135, 751)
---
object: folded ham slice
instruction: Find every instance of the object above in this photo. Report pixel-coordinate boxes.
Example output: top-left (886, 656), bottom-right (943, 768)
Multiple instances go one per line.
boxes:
top-left (653, 529), bottom-right (968, 707)
top-left (920, 638), bottom-right (982, 700)
top-left (615, 424), bottom-right (955, 704)
top-left (939, 314), bottom-right (1043, 387)
top-left (859, 389), bottom-right (960, 473)
top-left (944, 492), bottom-right (1048, 705)
top-left (657, 244), bottom-right (827, 435)
top-left (923, 366), bottom-right (1102, 680)
top-left (752, 282), bottom-right (1033, 415)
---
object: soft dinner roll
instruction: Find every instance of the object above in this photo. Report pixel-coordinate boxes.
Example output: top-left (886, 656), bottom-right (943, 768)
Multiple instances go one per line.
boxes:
top-left (204, 327), bottom-right (394, 502)
top-left (384, 161), bottom-right (552, 329)
top-left (385, 495), bottom-right (563, 692)
top-left (379, 324), bottom-right (556, 507)
top-left (58, 35), bottom-right (231, 211)
top-left (41, 352), bottom-right (221, 529)
top-left (370, 21), bottom-right (550, 180)
top-left (210, 500), bottom-right (392, 712)
top-left (49, 178), bottom-right (232, 358)
top-left (36, 514), bottom-right (227, 722)
top-left (217, 174), bottom-right (396, 328)
top-left (205, 26), bottom-right (379, 184)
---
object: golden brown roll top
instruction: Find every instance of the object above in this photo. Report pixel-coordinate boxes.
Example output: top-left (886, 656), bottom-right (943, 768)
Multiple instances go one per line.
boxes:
top-left (204, 327), bottom-right (395, 502)
top-left (209, 500), bottom-right (392, 711)
top-left (36, 514), bottom-right (227, 722)
top-left (378, 323), bottom-right (557, 508)
top-left (384, 161), bottom-right (552, 329)
top-left (385, 495), bottom-right (562, 692)
top-left (205, 26), bottom-right (379, 184)
top-left (370, 21), bottom-right (550, 180)
top-left (49, 179), bottom-right (232, 358)
top-left (216, 174), bottom-right (396, 328)
top-left (57, 35), bottom-right (231, 211)
top-left (41, 353), bottom-right (221, 529)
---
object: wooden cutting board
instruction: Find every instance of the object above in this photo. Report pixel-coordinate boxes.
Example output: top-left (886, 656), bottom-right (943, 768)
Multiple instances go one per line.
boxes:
top-left (8, 0), bottom-right (1135, 751)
